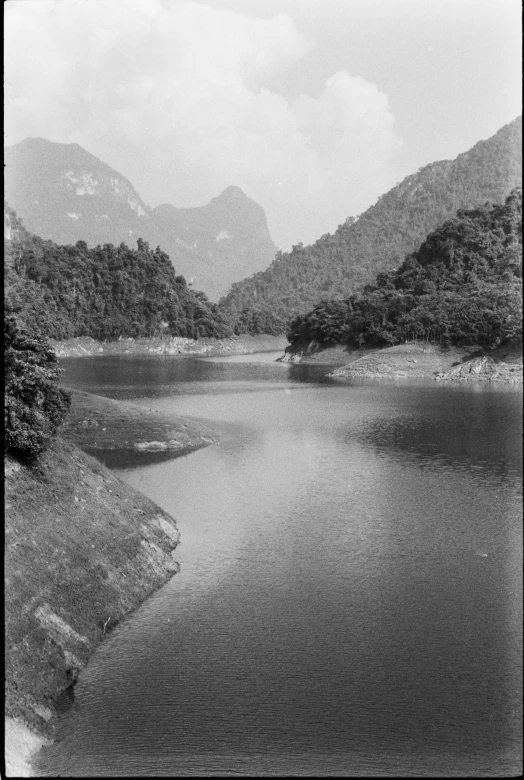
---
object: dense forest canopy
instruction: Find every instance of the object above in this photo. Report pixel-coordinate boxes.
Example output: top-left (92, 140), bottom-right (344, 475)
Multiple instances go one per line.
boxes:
top-left (220, 117), bottom-right (522, 325)
top-left (287, 189), bottom-right (522, 352)
top-left (4, 212), bottom-right (234, 341)
top-left (5, 307), bottom-right (71, 458)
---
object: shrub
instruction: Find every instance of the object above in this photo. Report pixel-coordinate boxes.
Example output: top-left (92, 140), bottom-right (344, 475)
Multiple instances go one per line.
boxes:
top-left (4, 311), bottom-right (71, 458)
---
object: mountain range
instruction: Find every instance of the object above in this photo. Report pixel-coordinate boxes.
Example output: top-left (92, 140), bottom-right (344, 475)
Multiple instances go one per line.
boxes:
top-left (220, 117), bottom-right (522, 321)
top-left (4, 138), bottom-right (277, 301)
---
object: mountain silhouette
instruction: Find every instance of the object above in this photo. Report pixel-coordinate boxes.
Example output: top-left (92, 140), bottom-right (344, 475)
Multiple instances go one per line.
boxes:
top-left (4, 138), bottom-right (276, 301)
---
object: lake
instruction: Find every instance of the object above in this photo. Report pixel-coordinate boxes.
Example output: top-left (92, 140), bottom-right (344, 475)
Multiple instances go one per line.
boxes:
top-left (36, 352), bottom-right (522, 776)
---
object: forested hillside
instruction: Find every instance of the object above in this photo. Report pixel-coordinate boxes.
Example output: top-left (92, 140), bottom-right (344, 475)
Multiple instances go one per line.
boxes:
top-left (220, 117), bottom-right (522, 326)
top-left (5, 138), bottom-right (276, 301)
top-left (4, 209), bottom-right (233, 341)
top-left (287, 189), bottom-right (522, 352)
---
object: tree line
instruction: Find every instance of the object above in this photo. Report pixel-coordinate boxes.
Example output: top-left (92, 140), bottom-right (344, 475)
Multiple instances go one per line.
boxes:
top-left (5, 224), bottom-right (234, 341)
top-left (219, 118), bottom-right (522, 324)
top-left (287, 189), bottom-right (522, 352)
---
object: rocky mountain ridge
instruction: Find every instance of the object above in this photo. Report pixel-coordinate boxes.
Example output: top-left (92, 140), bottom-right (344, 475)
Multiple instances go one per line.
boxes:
top-left (4, 138), bottom-right (277, 301)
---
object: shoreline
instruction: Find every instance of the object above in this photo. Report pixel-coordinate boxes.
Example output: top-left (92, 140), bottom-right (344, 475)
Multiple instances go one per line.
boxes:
top-left (5, 392), bottom-right (220, 776)
top-left (280, 341), bottom-right (523, 383)
top-left (50, 333), bottom-right (288, 359)
top-left (6, 340), bottom-right (521, 775)
top-left (62, 389), bottom-right (220, 468)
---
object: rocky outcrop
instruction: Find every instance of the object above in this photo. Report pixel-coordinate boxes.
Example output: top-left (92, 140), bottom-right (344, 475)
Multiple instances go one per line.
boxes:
top-left (435, 355), bottom-right (523, 383)
top-left (329, 343), bottom-right (523, 383)
top-left (277, 342), bottom-right (355, 365)
top-left (330, 355), bottom-right (421, 379)
top-left (328, 343), bottom-right (468, 379)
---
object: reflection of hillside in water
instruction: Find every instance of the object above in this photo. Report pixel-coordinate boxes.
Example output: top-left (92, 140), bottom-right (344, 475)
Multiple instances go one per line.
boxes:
top-left (59, 353), bottom-right (340, 401)
top-left (351, 386), bottom-right (523, 485)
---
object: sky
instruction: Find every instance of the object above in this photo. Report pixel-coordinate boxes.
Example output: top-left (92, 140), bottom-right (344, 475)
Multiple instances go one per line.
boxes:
top-left (4, 0), bottom-right (522, 251)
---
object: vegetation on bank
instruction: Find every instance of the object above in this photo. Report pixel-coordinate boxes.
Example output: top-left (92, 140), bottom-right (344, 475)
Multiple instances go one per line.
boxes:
top-left (3, 244), bottom-right (219, 747)
top-left (5, 307), bottom-right (71, 458)
top-left (4, 203), bottom-right (289, 339)
top-left (4, 212), bottom-right (235, 341)
top-left (231, 304), bottom-right (289, 336)
top-left (287, 190), bottom-right (522, 353)
top-left (219, 117), bottom-right (522, 323)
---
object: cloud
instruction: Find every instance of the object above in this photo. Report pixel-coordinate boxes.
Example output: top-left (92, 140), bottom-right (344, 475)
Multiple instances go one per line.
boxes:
top-left (5, 0), bottom-right (402, 249)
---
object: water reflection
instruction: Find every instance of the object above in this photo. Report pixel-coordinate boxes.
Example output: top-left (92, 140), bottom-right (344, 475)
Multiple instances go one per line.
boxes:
top-left (39, 355), bottom-right (522, 777)
top-left (59, 353), bottom-right (339, 401)
top-left (347, 385), bottom-right (522, 486)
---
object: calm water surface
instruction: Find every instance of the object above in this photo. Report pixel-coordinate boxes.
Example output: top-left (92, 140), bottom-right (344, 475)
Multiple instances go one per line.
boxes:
top-left (37, 353), bottom-right (522, 776)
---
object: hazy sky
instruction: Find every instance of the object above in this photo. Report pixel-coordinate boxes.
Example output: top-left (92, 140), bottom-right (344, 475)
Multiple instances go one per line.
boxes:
top-left (5, 0), bottom-right (522, 250)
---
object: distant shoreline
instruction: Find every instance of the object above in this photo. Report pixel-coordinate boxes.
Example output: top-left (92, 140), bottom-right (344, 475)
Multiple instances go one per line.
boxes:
top-left (279, 340), bottom-right (523, 383)
top-left (50, 333), bottom-right (288, 359)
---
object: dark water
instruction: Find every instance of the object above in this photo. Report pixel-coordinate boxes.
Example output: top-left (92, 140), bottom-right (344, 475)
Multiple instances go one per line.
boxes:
top-left (37, 354), bottom-right (522, 776)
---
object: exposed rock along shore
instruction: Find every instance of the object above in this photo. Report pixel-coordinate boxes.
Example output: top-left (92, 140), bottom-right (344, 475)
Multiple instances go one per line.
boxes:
top-left (279, 340), bottom-right (523, 384)
top-left (434, 355), bottom-right (523, 383)
top-left (50, 334), bottom-right (288, 358)
top-left (277, 341), bottom-right (355, 365)
top-left (4, 391), bottom-right (220, 776)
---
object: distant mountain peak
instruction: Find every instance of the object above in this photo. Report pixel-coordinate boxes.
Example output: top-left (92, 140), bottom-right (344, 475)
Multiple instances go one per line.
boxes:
top-left (4, 139), bottom-right (276, 301)
top-left (13, 137), bottom-right (91, 156)
top-left (217, 185), bottom-right (248, 200)
top-left (220, 116), bottom-right (522, 315)
top-left (18, 136), bottom-right (79, 147)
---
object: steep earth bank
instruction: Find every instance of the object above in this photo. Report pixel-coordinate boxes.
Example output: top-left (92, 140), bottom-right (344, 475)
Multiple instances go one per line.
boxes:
top-left (51, 334), bottom-right (288, 358)
top-left (280, 340), bottom-right (523, 383)
top-left (5, 395), bottom-right (219, 775)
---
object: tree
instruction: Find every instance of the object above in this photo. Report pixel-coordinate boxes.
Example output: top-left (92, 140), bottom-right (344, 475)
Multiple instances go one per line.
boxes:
top-left (4, 310), bottom-right (71, 458)
top-left (286, 190), bottom-right (522, 352)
